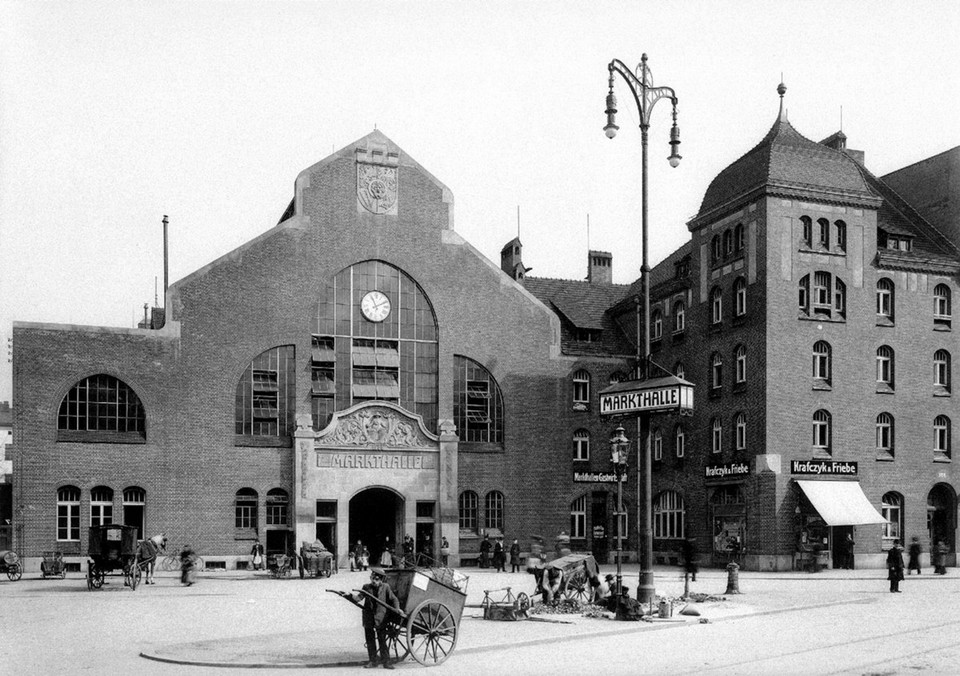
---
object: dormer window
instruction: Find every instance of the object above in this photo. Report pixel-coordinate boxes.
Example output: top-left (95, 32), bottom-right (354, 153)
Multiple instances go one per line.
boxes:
top-left (573, 328), bottom-right (602, 343)
top-left (880, 229), bottom-right (913, 252)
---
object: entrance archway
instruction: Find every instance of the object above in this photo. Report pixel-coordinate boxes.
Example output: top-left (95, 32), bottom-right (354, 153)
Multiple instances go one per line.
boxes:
top-left (928, 483), bottom-right (957, 555)
top-left (350, 487), bottom-right (404, 565)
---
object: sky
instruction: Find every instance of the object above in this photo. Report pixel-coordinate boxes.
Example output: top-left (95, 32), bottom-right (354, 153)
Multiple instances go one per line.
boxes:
top-left (1, 0), bottom-right (959, 403)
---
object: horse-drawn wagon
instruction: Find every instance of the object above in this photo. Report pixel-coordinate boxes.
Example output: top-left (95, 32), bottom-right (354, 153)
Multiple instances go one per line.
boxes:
top-left (87, 524), bottom-right (140, 590)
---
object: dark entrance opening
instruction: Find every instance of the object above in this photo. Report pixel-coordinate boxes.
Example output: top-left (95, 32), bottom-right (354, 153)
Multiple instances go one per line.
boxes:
top-left (831, 525), bottom-right (854, 569)
top-left (266, 529), bottom-right (288, 557)
top-left (350, 488), bottom-right (403, 566)
top-left (591, 491), bottom-right (609, 563)
top-left (928, 483), bottom-right (957, 565)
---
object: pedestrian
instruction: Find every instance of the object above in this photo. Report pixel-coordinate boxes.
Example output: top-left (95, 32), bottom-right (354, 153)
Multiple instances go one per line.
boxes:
top-left (493, 538), bottom-right (505, 572)
top-left (933, 539), bottom-right (948, 575)
top-left (250, 539), bottom-right (264, 571)
top-left (842, 533), bottom-right (855, 569)
top-left (180, 544), bottom-right (197, 586)
top-left (439, 536), bottom-right (450, 567)
top-left (402, 534), bottom-right (414, 567)
top-left (380, 538), bottom-right (393, 567)
top-left (353, 567), bottom-right (400, 669)
top-left (479, 533), bottom-right (492, 569)
top-left (421, 534), bottom-right (434, 563)
top-left (887, 539), bottom-right (904, 592)
top-left (681, 537), bottom-right (699, 582)
top-left (907, 536), bottom-right (922, 575)
top-left (360, 546), bottom-right (370, 571)
top-left (510, 538), bottom-right (521, 573)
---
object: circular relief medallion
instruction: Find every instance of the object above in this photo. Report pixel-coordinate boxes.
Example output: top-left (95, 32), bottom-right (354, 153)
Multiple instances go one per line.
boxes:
top-left (357, 165), bottom-right (398, 214)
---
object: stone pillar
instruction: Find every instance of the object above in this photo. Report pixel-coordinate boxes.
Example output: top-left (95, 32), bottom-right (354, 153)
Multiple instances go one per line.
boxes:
top-left (437, 419), bottom-right (459, 566)
top-left (293, 415), bottom-right (316, 557)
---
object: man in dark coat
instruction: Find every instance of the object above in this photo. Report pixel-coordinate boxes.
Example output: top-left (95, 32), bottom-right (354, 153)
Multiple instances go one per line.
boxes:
top-left (510, 539), bottom-right (521, 573)
top-left (479, 534), bottom-right (492, 569)
top-left (681, 537), bottom-right (699, 582)
top-left (887, 539), bottom-right (905, 592)
top-left (907, 536), bottom-right (922, 575)
top-left (354, 567), bottom-right (400, 669)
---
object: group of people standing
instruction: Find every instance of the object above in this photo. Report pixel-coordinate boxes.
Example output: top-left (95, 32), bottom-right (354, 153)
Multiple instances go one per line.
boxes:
top-left (887, 537), bottom-right (951, 592)
top-left (478, 534), bottom-right (522, 572)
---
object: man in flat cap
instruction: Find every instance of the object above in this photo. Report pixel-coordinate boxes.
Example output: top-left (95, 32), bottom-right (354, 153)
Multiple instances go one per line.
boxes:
top-left (354, 567), bottom-right (400, 669)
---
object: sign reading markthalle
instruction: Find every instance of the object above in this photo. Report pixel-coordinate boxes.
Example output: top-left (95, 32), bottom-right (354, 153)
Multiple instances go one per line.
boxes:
top-left (599, 374), bottom-right (694, 416)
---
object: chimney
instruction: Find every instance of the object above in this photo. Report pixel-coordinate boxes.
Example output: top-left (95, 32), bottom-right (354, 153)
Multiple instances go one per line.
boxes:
top-left (587, 250), bottom-right (613, 284)
top-left (821, 131), bottom-right (865, 165)
top-left (500, 237), bottom-right (530, 282)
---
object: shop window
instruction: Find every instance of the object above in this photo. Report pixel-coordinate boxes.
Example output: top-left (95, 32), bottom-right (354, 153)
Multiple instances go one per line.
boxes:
top-left (485, 491), bottom-right (504, 532)
top-left (835, 220), bottom-right (847, 252)
top-left (881, 492), bottom-right (903, 546)
top-left (934, 350), bottom-right (952, 394)
top-left (735, 413), bottom-right (747, 451)
top-left (934, 284), bottom-right (952, 329)
top-left (236, 345), bottom-right (296, 440)
top-left (877, 346), bottom-right (895, 392)
top-left (653, 428), bottom-right (663, 461)
top-left (711, 287), bottom-right (723, 325)
top-left (735, 345), bottom-right (746, 385)
top-left (653, 490), bottom-right (685, 540)
top-left (122, 486), bottom-right (145, 540)
top-left (934, 415), bottom-right (952, 461)
top-left (57, 486), bottom-right (81, 542)
top-left (711, 418), bottom-right (722, 454)
top-left (57, 374), bottom-right (146, 441)
top-left (812, 341), bottom-right (832, 386)
top-left (570, 495), bottom-right (587, 539)
top-left (651, 310), bottom-right (663, 341)
top-left (812, 410), bottom-right (831, 456)
top-left (673, 300), bottom-right (686, 333)
top-left (876, 413), bottom-right (895, 459)
top-left (674, 425), bottom-right (685, 458)
top-left (454, 356), bottom-right (504, 445)
top-left (573, 429), bottom-right (590, 462)
top-left (266, 488), bottom-right (289, 526)
top-left (877, 278), bottom-right (894, 324)
top-left (571, 369), bottom-right (591, 411)
top-left (459, 491), bottom-right (478, 532)
top-left (734, 223), bottom-right (745, 252)
top-left (800, 215), bottom-right (813, 248)
top-left (235, 488), bottom-right (258, 530)
top-left (734, 277), bottom-right (747, 317)
top-left (90, 486), bottom-right (113, 527)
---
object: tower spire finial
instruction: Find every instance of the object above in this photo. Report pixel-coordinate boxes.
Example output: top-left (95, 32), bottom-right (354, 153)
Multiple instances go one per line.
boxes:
top-left (777, 80), bottom-right (787, 121)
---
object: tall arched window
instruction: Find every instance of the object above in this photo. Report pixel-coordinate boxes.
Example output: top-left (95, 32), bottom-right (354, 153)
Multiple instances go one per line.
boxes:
top-left (485, 491), bottom-right (504, 532)
top-left (835, 220), bottom-right (847, 251)
top-left (673, 300), bottom-right (686, 333)
top-left (90, 486), bottom-right (113, 527)
top-left (653, 491), bottom-right (685, 539)
top-left (723, 229), bottom-right (733, 255)
top-left (236, 346), bottom-right (296, 439)
top-left (235, 488), bottom-right (258, 530)
top-left (817, 218), bottom-right (830, 248)
top-left (934, 415), bottom-right (951, 460)
top-left (711, 352), bottom-right (723, 390)
top-left (735, 412), bottom-right (747, 451)
top-left (653, 428), bottom-right (663, 461)
top-left (57, 374), bottom-right (146, 439)
top-left (711, 287), bottom-right (723, 324)
top-left (813, 341), bottom-right (832, 383)
top-left (123, 486), bottom-right (145, 539)
top-left (801, 215), bottom-right (813, 247)
top-left (573, 429), bottom-right (590, 462)
top-left (734, 223), bottom-right (745, 251)
top-left (651, 309), bottom-right (663, 340)
top-left (735, 345), bottom-right (746, 384)
top-left (935, 349), bottom-right (951, 392)
top-left (734, 277), bottom-right (747, 316)
top-left (675, 425), bottom-right (685, 458)
top-left (876, 413), bottom-right (894, 458)
top-left (813, 410), bottom-right (831, 454)
top-left (711, 418), bottom-right (723, 453)
top-left (459, 491), bottom-right (478, 531)
top-left (799, 275), bottom-right (810, 315)
top-left (266, 488), bottom-right (289, 526)
top-left (711, 234), bottom-right (722, 262)
top-left (571, 369), bottom-right (591, 409)
top-left (877, 278), bottom-right (894, 322)
top-left (877, 346), bottom-right (895, 390)
top-left (454, 356), bottom-right (505, 444)
top-left (881, 492), bottom-right (903, 545)
top-left (934, 284), bottom-right (952, 328)
top-left (57, 486), bottom-right (81, 541)
top-left (570, 495), bottom-right (587, 539)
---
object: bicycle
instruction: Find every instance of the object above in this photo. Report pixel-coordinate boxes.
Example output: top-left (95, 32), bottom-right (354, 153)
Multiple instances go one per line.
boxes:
top-left (159, 549), bottom-right (205, 572)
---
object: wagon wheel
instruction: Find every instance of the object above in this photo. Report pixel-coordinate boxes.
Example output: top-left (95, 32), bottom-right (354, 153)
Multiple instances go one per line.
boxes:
top-left (383, 619), bottom-right (410, 664)
top-left (88, 564), bottom-right (104, 589)
top-left (7, 563), bottom-right (22, 582)
top-left (516, 592), bottom-right (531, 615)
top-left (406, 600), bottom-right (457, 666)
top-left (129, 562), bottom-right (141, 591)
top-left (564, 570), bottom-right (590, 603)
top-left (41, 566), bottom-right (47, 580)
top-left (60, 567), bottom-right (67, 580)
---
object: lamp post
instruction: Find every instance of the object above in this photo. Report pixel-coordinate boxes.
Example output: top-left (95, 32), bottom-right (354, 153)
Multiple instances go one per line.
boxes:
top-left (610, 425), bottom-right (629, 598)
top-left (605, 53), bottom-right (681, 605)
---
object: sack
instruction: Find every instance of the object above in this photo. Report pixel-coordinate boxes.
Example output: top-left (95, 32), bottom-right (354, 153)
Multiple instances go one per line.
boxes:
top-left (253, 554), bottom-right (262, 565)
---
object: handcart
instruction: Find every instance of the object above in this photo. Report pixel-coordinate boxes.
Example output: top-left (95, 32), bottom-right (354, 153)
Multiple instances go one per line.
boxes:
top-left (329, 564), bottom-right (468, 666)
top-left (87, 524), bottom-right (140, 591)
top-left (299, 541), bottom-right (336, 578)
top-left (268, 553), bottom-right (293, 578)
top-left (530, 553), bottom-right (599, 603)
top-left (41, 551), bottom-right (67, 579)
top-left (481, 586), bottom-right (530, 620)
top-left (0, 550), bottom-right (22, 581)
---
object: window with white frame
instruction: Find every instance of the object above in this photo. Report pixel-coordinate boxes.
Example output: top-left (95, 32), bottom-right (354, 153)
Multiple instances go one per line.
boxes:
top-left (459, 491), bottom-right (479, 531)
top-left (90, 486), bottom-right (113, 527)
top-left (881, 492), bottom-right (903, 545)
top-left (876, 413), bottom-right (894, 457)
top-left (934, 415), bottom-right (951, 460)
top-left (266, 488), bottom-right (289, 526)
top-left (734, 277), bottom-right (747, 316)
top-left (235, 488), bottom-right (258, 530)
top-left (711, 287), bottom-right (722, 324)
top-left (813, 410), bottom-right (831, 454)
top-left (573, 429), bottom-right (590, 462)
top-left (572, 370), bottom-right (590, 409)
top-left (735, 412), bottom-right (747, 451)
top-left (570, 495), bottom-right (587, 539)
top-left (652, 310), bottom-right (663, 340)
top-left (711, 235), bottom-right (722, 262)
top-left (723, 229), bottom-right (733, 256)
top-left (735, 345), bottom-right (746, 384)
top-left (935, 350), bottom-right (951, 392)
top-left (675, 425), bottom-right (685, 458)
top-left (711, 352), bottom-right (722, 390)
top-left (800, 272), bottom-right (846, 319)
top-left (485, 491), bottom-right (504, 532)
top-left (835, 220), bottom-right (847, 252)
top-left (817, 218), bottom-right (830, 249)
top-left (813, 341), bottom-right (831, 383)
top-left (877, 346), bottom-right (895, 390)
top-left (653, 428), bottom-right (663, 461)
top-left (57, 486), bottom-right (81, 541)
top-left (653, 490), bottom-right (685, 539)
top-left (711, 418), bottom-right (722, 453)
top-left (673, 300), bottom-right (685, 333)
top-left (935, 284), bottom-right (952, 327)
top-left (877, 278), bottom-right (894, 322)
top-left (734, 223), bottom-right (745, 251)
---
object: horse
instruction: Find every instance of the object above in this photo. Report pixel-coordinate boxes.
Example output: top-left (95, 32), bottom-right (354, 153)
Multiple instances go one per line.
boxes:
top-left (137, 533), bottom-right (166, 585)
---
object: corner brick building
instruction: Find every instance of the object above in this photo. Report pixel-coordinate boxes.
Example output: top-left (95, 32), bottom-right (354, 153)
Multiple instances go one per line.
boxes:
top-left (11, 89), bottom-right (960, 573)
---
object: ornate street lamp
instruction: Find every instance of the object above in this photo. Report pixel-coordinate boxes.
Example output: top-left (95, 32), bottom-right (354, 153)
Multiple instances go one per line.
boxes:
top-left (605, 53), bottom-right (681, 605)
top-left (610, 425), bottom-right (629, 598)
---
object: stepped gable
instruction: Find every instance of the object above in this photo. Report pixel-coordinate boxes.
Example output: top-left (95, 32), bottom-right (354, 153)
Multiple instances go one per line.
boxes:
top-left (523, 276), bottom-right (634, 356)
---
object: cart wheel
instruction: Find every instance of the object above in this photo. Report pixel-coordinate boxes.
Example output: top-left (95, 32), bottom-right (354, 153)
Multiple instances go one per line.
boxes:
top-left (384, 620), bottom-right (410, 664)
top-left (130, 563), bottom-right (142, 591)
top-left (87, 566), bottom-right (93, 591)
top-left (89, 564), bottom-right (104, 589)
top-left (7, 563), bottom-right (22, 582)
top-left (565, 572), bottom-right (590, 603)
top-left (516, 592), bottom-right (531, 614)
top-left (60, 568), bottom-right (67, 580)
top-left (406, 600), bottom-right (457, 666)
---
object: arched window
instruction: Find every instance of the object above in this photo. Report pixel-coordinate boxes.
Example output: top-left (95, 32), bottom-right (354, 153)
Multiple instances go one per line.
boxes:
top-left (653, 428), bottom-right (663, 461)
top-left (835, 220), bottom-right (847, 251)
top-left (236, 346), bottom-right (296, 439)
top-left (934, 415), bottom-right (951, 460)
top-left (675, 425), bottom-right (685, 458)
top-left (651, 309), bottom-right (663, 340)
top-left (90, 486), bottom-right (113, 527)
top-left (877, 278), bottom-right (894, 322)
top-left (734, 223), bottom-right (745, 252)
top-left (572, 369), bottom-right (591, 409)
top-left (609, 371), bottom-right (628, 384)
top-left (573, 429), bottom-right (590, 462)
top-left (653, 491), bottom-right (685, 539)
top-left (57, 486), bottom-right (81, 541)
top-left (123, 486), bottom-right (145, 539)
top-left (813, 341), bottom-right (831, 383)
top-left (813, 410), bottom-right (831, 454)
top-left (266, 488), bottom-right (289, 526)
top-left (454, 356), bottom-right (505, 444)
top-left (881, 492), bottom-right (903, 545)
top-left (459, 491), bottom-right (478, 531)
top-left (935, 350), bottom-right (951, 391)
top-left (570, 495), bottom-right (587, 539)
top-left (802, 272), bottom-right (846, 319)
top-left (813, 272), bottom-right (831, 309)
top-left (799, 274), bottom-right (810, 315)
top-left (734, 277), bottom-right (747, 316)
top-left (57, 374), bottom-right (145, 438)
top-left (711, 352), bottom-right (723, 390)
top-left (673, 300), bottom-right (686, 333)
top-left (735, 412), bottom-right (747, 451)
top-left (835, 277), bottom-right (847, 318)
top-left (711, 287), bottom-right (723, 324)
top-left (876, 413), bottom-right (894, 457)
top-left (877, 346), bottom-right (895, 390)
top-left (817, 218), bottom-right (830, 249)
top-left (934, 284), bottom-right (952, 327)
top-left (801, 215), bottom-right (812, 247)
top-left (485, 491), bottom-right (504, 532)
top-left (723, 229), bottom-right (733, 255)
top-left (235, 488), bottom-right (258, 530)
top-left (674, 362), bottom-right (685, 380)
top-left (711, 234), bottom-right (722, 262)
top-left (735, 345), bottom-right (746, 384)
top-left (711, 418), bottom-right (723, 453)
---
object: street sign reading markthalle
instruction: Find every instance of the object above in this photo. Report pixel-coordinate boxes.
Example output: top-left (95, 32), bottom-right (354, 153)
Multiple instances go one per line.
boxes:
top-left (599, 373), bottom-right (694, 416)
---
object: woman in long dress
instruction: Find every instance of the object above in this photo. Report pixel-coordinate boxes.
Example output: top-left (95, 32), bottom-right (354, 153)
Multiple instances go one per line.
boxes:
top-left (379, 538), bottom-right (393, 567)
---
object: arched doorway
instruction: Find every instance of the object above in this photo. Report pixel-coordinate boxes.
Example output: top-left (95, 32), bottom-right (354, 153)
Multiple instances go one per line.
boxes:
top-left (350, 487), bottom-right (404, 565)
top-left (927, 483), bottom-right (956, 560)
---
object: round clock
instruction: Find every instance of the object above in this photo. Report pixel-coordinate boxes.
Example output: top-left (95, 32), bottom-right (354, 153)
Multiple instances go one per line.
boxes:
top-left (360, 290), bottom-right (391, 322)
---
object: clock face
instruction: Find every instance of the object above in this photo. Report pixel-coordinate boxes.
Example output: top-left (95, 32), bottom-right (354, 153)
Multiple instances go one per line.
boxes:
top-left (361, 290), bottom-right (391, 322)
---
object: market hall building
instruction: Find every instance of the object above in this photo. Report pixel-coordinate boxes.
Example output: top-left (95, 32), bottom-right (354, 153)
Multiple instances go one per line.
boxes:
top-left (11, 86), bottom-right (960, 572)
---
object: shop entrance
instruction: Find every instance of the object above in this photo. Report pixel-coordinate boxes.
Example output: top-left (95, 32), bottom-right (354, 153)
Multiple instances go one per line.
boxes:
top-left (349, 487), bottom-right (404, 566)
top-left (591, 492), bottom-right (610, 563)
top-left (927, 483), bottom-right (956, 559)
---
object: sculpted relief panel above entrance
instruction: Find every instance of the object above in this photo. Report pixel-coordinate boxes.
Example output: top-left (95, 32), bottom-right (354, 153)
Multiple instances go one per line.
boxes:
top-left (315, 403), bottom-right (438, 451)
